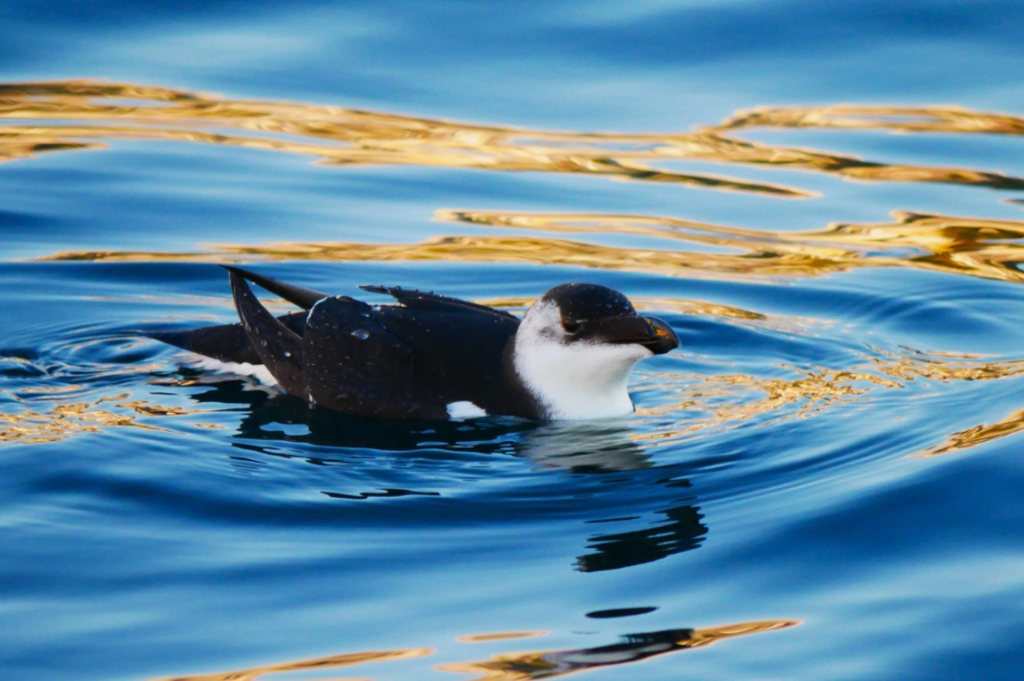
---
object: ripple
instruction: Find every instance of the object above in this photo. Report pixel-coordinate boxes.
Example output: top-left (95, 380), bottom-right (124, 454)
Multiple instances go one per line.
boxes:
top-left (5, 76), bottom-right (1024, 681)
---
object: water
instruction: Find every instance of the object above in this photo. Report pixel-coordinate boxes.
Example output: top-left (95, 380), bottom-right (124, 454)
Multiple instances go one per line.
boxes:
top-left (3, 1), bottom-right (1024, 679)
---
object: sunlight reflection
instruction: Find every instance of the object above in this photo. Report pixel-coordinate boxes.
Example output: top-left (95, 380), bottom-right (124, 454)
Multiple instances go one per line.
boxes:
top-left (150, 647), bottom-right (432, 681)
top-left (3, 80), bottom-right (1024, 197)
top-left (150, 620), bottom-right (798, 681)
top-left (0, 396), bottom-right (211, 444)
top-left (916, 406), bottom-right (1024, 458)
top-left (631, 351), bottom-right (1024, 450)
top-left (716, 104), bottom-right (1024, 136)
top-left (36, 210), bottom-right (1024, 285)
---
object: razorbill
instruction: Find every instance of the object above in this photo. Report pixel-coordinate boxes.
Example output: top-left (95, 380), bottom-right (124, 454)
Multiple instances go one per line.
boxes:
top-left (148, 266), bottom-right (680, 421)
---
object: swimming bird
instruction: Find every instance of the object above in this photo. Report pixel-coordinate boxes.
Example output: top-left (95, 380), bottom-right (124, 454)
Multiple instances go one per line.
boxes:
top-left (149, 266), bottom-right (679, 421)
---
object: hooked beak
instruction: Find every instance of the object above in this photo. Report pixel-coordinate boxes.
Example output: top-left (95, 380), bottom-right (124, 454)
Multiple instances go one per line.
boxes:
top-left (637, 316), bottom-right (680, 355)
top-left (595, 314), bottom-right (680, 355)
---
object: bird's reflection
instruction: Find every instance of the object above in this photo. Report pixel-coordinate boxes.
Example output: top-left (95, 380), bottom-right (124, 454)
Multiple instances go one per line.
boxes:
top-left (187, 376), bottom-right (657, 466)
top-left (576, 501), bottom-right (707, 573)
top-left (184, 374), bottom-right (709, 573)
top-left (511, 422), bottom-right (708, 570)
top-left (512, 421), bottom-right (652, 472)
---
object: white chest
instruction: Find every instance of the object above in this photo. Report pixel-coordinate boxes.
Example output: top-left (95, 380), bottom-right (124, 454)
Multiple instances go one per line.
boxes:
top-left (513, 334), bottom-right (650, 420)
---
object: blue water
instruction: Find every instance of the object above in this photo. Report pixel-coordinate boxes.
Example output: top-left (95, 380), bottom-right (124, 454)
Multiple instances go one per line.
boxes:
top-left (4, 2), bottom-right (1024, 679)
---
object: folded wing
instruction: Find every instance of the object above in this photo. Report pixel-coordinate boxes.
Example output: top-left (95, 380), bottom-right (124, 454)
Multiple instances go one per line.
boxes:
top-left (150, 267), bottom-right (530, 420)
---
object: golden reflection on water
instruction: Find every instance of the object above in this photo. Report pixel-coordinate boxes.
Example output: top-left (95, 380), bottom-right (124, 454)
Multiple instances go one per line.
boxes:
top-left (35, 209), bottom-right (1024, 286)
top-left (0, 396), bottom-right (211, 444)
top-left (7, 80), bottom-right (1023, 284)
top-left (916, 405), bottom-right (1024, 458)
top-left (632, 352), bottom-right (1024, 451)
top-left (868, 348), bottom-right (1024, 384)
top-left (717, 104), bottom-right (1024, 136)
top-left (151, 620), bottom-right (797, 681)
top-left (438, 620), bottom-right (797, 681)
top-left (632, 367), bottom-right (893, 443)
top-left (457, 632), bottom-right (548, 644)
top-left (151, 647), bottom-right (432, 681)
top-left (4, 80), bottom-right (1024, 197)
top-left (709, 104), bottom-right (1024, 188)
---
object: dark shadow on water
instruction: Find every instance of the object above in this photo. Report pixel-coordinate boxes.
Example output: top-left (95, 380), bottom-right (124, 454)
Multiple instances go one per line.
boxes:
top-left (186, 375), bottom-right (709, 572)
top-left (513, 421), bottom-right (654, 472)
top-left (187, 376), bottom-right (656, 469)
top-left (576, 500), bottom-right (707, 573)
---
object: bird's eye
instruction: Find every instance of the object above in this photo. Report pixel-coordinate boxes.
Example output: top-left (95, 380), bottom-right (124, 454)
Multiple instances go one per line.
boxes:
top-left (562, 319), bottom-right (581, 334)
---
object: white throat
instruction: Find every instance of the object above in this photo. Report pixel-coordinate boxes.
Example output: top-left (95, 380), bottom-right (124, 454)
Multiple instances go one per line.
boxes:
top-left (513, 302), bottom-right (652, 420)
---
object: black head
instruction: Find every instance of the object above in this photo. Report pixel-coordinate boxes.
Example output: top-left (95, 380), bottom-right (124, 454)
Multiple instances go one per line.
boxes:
top-left (537, 283), bottom-right (679, 355)
top-left (541, 283), bottom-right (637, 329)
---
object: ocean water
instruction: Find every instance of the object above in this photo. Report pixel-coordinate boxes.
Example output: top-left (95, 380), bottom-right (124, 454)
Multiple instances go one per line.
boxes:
top-left (3, 1), bottom-right (1024, 679)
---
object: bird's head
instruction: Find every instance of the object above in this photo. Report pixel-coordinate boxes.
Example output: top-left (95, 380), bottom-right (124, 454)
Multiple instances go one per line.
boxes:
top-left (513, 283), bottom-right (679, 420)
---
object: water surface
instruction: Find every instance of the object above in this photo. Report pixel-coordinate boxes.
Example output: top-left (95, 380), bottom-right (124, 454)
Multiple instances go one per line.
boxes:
top-left (3, 2), bottom-right (1024, 680)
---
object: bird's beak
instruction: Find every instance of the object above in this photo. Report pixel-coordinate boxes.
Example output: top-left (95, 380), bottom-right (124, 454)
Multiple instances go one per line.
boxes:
top-left (597, 315), bottom-right (680, 355)
top-left (638, 316), bottom-right (680, 355)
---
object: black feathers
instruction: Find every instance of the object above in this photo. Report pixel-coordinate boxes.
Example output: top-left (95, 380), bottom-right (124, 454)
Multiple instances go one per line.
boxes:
top-left (147, 267), bottom-right (679, 421)
top-left (150, 267), bottom-right (537, 420)
top-left (227, 270), bottom-right (307, 396)
top-left (541, 283), bottom-right (637, 323)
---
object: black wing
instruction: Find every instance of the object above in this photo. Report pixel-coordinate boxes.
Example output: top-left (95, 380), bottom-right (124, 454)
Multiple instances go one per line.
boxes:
top-left (146, 312), bottom-right (307, 364)
top-left (360, 285), bottom-right (519, 321)
top-left (146, 265), bottom-right (323, 363)
top-left (302, 295), bottom-right (449, 419)
top-left (222, 265), bottom-right (328, 310)
top-left (227, 270), bottom-right (308, 396)
top-left (355, 286), bottom-right (538, 416)
top-left (301, 287), bottom-right (528, 418)
top-left (149, 268), bottom-right (535, 419)
top-left (369, 302), bottom-right (530, 416)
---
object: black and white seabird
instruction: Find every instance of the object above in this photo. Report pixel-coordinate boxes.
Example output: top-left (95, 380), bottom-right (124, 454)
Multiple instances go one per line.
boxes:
top-left (149, 266), bottom-right (680, 421)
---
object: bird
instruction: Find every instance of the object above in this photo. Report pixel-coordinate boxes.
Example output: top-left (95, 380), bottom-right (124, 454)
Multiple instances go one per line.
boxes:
top-left (148, 266), bottom-right (680, 421)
